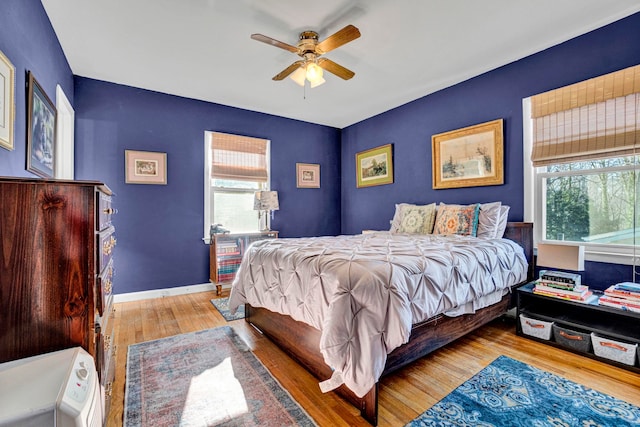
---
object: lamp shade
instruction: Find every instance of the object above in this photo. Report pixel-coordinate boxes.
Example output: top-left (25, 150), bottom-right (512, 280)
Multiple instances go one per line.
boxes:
top-left (537, 243), bottom-right (585, 271)
top-left (253, 191), bottom-right (279, 211)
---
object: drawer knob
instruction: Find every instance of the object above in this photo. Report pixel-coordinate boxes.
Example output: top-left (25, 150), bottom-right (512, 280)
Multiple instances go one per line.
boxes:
top-left (103, 208), bottom-right (118, 215)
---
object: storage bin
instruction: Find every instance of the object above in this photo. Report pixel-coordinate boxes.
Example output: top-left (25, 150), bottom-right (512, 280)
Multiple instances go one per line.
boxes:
top-left (591, 333), bottom-right (638, 366)
top-left (520, 314), bottom-right (553, 340)
top-left (553, 324), bottom-right (591, 353)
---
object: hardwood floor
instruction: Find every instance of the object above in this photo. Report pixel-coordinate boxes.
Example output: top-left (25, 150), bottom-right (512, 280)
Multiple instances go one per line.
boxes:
top-left (107, 291), bottom-right (640, 427)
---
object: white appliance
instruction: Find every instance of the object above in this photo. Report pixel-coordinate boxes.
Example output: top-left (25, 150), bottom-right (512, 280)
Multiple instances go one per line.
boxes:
top-left (0, 347), bottom-right (103, 427)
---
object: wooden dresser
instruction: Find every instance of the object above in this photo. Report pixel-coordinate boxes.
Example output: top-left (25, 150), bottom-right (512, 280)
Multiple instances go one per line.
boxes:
top-left (0, 177), bottom-right (117, 419)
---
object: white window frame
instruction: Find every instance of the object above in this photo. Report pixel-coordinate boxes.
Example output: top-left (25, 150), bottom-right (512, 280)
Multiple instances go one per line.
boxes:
top-left (203, 131), bottom-right (271, 243)
top-left (55, 85), bottom-right (74, 180)
top-left (523, 97), bottom-right (636, 265)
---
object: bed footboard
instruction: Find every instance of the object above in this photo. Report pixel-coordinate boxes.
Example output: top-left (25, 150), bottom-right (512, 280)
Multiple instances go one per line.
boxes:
top-left (246, 293), bottom-right (511, 425)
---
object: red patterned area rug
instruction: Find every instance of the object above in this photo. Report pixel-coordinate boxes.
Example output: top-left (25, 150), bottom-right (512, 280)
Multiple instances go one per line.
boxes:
top-left (124, 326), bottom-right (317, 426)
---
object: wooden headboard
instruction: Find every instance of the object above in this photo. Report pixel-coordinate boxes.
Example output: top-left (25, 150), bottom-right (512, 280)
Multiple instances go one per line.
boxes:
top-left (503, 222), bottom-right (534, 283)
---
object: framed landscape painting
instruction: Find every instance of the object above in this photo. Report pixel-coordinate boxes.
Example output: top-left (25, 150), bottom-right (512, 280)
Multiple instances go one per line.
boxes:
top-left (26, 71), bottom-right (57, 178)
top-left (432, 119), bottom-right (503, 189)
top-left (296, 163), bottom-right (320, 188)
top-left (0, 49), bottom-right (15, 151)
top-left (125, 150), bottom-right (167, 184)
top-left (356, 144), bottom-right (393, 188)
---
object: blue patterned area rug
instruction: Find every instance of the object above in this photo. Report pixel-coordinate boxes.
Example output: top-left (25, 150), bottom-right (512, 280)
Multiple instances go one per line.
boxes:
top-left (407, 355), bottom-right (640, 427)
top-left (124, 326), bottom-right (316, 426)
top-left (211, 297), bottom-right (245, 321)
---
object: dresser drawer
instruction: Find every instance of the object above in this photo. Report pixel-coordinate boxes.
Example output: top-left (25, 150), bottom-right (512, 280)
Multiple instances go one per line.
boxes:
top-left (97, 192), bottom-right (116, 231)
top-left (96, 305), bottom-right (115, 383)
top-left (97, 258), bottom-right (114, 317)
top-left (98, 226), bottom-right (116, 272)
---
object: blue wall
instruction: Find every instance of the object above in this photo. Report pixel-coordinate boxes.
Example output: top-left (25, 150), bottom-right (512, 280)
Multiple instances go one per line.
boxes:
top-left (74, 78), bottom-right (341, 293)
top-left (341, 12), bottom-right (640, 234)
top-left (2, 2), bottom-right (640, 294)
top-left (340, 12), bottom-right (640, 291)
top-left (0, 0), bottom-right (73, 177)
top-left (1, 1), bottom-right (341, 294)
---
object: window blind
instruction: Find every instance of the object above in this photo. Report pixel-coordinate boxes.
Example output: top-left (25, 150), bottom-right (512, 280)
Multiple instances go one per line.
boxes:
top-left (211, 132), bottom-right (268, 182)
top-left (530, 64), bottom-right (640, 166)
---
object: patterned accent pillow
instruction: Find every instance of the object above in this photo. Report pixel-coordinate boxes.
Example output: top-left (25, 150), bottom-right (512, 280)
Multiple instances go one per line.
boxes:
top-left (397, 203), bottom-right (437, 234)
top-left (433, 203), bottom-right (481, 236)
top-left (389, 203), bottom-right (412, 232)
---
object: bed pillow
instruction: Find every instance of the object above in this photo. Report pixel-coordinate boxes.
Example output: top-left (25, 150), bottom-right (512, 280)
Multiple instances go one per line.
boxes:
top-left (389, 203), bottom-right (410, 232)
top-left (476, 201), bottom-right (502, 239)
top-left (390, 203), bottom-right (437, 234)
top-left (433, 203), bottom-right (481, 236)
top-left (496, 205), bottom-right (510, 238)
top-left (396, 203), bottom-right (437, 234)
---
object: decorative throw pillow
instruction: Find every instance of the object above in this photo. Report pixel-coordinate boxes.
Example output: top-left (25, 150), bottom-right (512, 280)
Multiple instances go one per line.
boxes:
top-left (476, 201), bottom-right (502, 238)
top-left (397, 203), bottom-right (437, 234)
top-left (433, 203), bottom-right (481, 236)
top-left (389, 203), bottom-right (412, 232)
top-left (495, 205), bottom-right (510, 238)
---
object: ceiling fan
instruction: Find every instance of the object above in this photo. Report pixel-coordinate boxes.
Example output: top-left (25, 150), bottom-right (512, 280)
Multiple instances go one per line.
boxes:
top-left (251, 25), bottom-right (361, 88)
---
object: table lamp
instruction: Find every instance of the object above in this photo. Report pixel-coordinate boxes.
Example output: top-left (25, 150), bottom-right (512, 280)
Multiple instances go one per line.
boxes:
top-left (253, 191), bottom-right (279, 231)
top-left (537, 243), bottom-right (585, 272)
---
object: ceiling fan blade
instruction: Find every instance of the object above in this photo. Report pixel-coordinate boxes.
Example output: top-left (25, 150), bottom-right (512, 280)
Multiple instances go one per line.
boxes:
top-left (251, 33), bottom-right (298, 54)
top-left (273, 61), bottom-right (305, 81)
top-left (316, 25), bottom-right (360, 54)
top-left (317, 58), bottom-right (355, 80)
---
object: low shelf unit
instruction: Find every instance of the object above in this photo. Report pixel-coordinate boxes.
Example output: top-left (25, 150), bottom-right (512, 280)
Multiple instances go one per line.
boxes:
top-left (210, 231), bottom-right (278, 295)
top-left (517, 282), bottom-right (640, 373)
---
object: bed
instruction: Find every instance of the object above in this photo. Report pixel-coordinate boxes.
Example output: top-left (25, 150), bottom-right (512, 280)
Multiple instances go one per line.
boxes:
top-left (229, 222), bottom-right (533, 425)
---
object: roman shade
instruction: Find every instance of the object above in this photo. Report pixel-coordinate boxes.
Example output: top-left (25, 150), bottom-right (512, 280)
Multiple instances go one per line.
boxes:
top-left (530, 64), bottom-right (640, 167)
top-left (211, 132), bottom-right (268, 182)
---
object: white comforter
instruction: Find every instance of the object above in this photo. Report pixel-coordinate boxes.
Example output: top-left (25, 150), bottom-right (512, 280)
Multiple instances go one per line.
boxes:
top-left (228, 232), bottom-right (527, 397)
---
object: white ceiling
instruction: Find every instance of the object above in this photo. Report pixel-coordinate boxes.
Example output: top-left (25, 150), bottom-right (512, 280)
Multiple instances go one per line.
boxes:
top-left (41, 0), bottom-right (640, 129)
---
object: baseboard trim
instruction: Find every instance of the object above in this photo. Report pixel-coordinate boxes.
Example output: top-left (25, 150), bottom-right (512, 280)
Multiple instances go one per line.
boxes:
top-left (114, 282), bottom-right (215, 303)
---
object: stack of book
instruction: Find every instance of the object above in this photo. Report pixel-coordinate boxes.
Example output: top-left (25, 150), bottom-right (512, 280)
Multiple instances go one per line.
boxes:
top-left (533, 270), bottom-right (595, 303)
top-left (599, 282), bottom-right (640, 313)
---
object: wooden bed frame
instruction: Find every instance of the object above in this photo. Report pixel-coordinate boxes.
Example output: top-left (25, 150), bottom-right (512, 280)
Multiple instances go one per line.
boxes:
top-left (244, 222), bottom-right (534, 425)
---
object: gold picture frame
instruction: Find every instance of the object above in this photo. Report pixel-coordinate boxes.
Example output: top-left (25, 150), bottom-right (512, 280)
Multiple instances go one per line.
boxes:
top-left (125, 150), bottom-right (167, 185)
top-left (432, 119), bottom-right (504, 189)
top-left (296, 163), bottom-right (320, 188)
top-left (356, 143), bottom-right (393, 188)
top-left (0, 49), bottom-right (15, 151)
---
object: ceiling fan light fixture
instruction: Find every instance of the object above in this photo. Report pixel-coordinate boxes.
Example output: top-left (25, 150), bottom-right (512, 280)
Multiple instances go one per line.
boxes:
top-left (290, 67), bottom-right (306, 86)
top-left (289, 62), bottom-right (325, 88)
top-left (305, 62), bottom-right (323, 83)
top-left (310, 76), bottom-right (326, 88)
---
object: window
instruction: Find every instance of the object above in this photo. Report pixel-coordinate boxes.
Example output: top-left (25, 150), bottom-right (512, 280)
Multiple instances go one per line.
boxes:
top-left (524, 64), bottom-right (640, 264)
top-left (204, 132), bottom-right (270, 241)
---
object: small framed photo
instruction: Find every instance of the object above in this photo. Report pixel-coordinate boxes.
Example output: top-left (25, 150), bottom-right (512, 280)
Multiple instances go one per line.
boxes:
top-left (296, 163), bottom-right (320, 188)
top-left (356, 143), bottom-right (393, 188)
top-left (27, 71), bottom-right (56, 177)
top-left (125, 150), bottom-right (167, 185)
top-left (0, 49), bottom-right (15, 151)
top-left (432, 119), bottom-right (503, 189)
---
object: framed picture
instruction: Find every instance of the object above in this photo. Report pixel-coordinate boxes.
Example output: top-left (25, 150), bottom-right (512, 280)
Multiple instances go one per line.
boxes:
top-left (125, 150), bottom-right (167, 185)
top-left (356, 143), bottom-right (393, 188)
top-left (0, 49), bottom-right (15, 151)
top-left (26, 71), bottom-right (56, 177)
top-left (432, 119), bottom-right (504, 189)
top-left (296, 163), bottom-right (320, 188)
